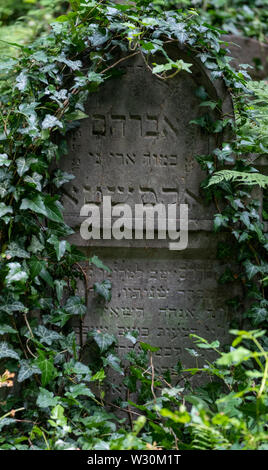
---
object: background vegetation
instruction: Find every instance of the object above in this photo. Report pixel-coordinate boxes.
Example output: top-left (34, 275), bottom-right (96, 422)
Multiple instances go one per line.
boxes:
top-left (0, 0), bottom-right (267, 451)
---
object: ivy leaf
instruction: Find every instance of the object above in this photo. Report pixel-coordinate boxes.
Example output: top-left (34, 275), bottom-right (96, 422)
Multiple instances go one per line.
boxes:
top-left (214, 213), bottom-right (229, 231)
top-left (20, 195), bottom-right (47, 218)
top-left (0, 342), bottom-right (19, 360)
top-left (153, 59), bottom-right (192, 75)
top-left (39, 268), bottom-right (54, 287)
top-left (34, 325), bottom-right (62, 346)
top-left (216, 347), bottom-right (252, 366)
top-left (53, 170), bottom-right (75, 188)
top-left (17, 360), bottom-right (41, 382)
top-left (240, 211), bottom-right (252, 229)
top-left (48, 235), bottom-right (68, 261)
top-left (94, 280), bottom-right (112, 301)
top-left (24, 173), bottom-right (43, 191)
top-left (6, 242), bottom-right (30, 259)
top-left (91, 330), bottom-right (116, 353)
top-left (49, 405), bottom-right (68, 428)
top-left (247, 301), bottom-right (268, 326)
top-left (0, 203), bottom-right (13, 217)
top-left (6, 262), bottom-right (28, 285)
top-left (125, 331), bottom-right (138, 345)
top-left (36, 388), bottom-right (59, 408)
top-left (16, 157), bottom-right (30, 176)
top-left (65, 110), bottom-right (89, 121)
top-left (15, 71), bottom-right (28, 91)
top-left (0, 418), bottom-right (16, 432)
top-left (42, 114), bottom-right (63, 130)
top-left (54, 279), bottom-right (67, 302)
top-left (28, 235), bottom-right (44, 254)
top-left (28, 258), bottom-right (45, 278)
top-left (0, 300), bottom-right (27, 314)
top-left (36, 352), bottom-right (57, 387)
top-left (90, 255), bottom-right (111, 273)
top-left (20, 195), bottom-right (63, 223)
top-left (64, 296), bottom-right (86, 316)
top-left (87, 71), bottom-right (104, 84)
top-left (57, 53), bottom-right (82, 71)
top-left (140, 342), bottom-right (160, 353)
top-left (243, 260), bottom-right (260, 280)
top-left (0, 324), bottom-right (17, 335)
top-left (66, 383), bottom-right (94, 399)
top-left (195, 86), bottom-right (208, 100)
top-left (0, 153), bottom-right (11, 167)
top-left (42, 197), bottom-right (64, 223)
top-left (102, 353), bottom-right (124, 375)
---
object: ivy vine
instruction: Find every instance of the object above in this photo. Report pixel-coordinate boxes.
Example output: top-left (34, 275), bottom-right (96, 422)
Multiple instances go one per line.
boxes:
top-left (0, 0), bottom-right (267, 450)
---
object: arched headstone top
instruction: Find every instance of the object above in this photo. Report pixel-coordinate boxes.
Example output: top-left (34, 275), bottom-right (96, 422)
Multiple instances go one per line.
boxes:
top-left (61, 46), bottom-right (233, 243)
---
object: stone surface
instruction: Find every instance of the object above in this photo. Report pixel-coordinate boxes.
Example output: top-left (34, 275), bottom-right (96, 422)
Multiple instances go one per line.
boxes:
top-left (60, 47), bottom-right (237, 388)
top-left (223, 34), bottom-right (268, 80)
top-left (62, 47), bottom-right (232, 236)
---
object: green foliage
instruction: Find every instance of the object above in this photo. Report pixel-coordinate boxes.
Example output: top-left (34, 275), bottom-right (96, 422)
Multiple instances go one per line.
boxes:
top-left (0, 1), bottom-right (67, 58)
top-left (0, 0), bottom-right (266, 451)
top-left (154, 0), bottom-right (268, 41)
top-left (207, 170), bottom-right (268, 188)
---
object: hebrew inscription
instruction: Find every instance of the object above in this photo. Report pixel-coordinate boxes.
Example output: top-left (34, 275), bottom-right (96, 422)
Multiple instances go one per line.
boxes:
top-left (61, 51), bottom-right (231, 235)
top-left (75, 250), bottom-right (236, 396)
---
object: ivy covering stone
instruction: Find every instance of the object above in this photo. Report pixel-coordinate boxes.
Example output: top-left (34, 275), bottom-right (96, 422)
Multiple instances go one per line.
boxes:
top-left (0, 0), bottom-right (267, 450)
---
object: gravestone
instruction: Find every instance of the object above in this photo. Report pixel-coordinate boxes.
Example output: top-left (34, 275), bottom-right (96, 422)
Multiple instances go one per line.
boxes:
top-left (223, 34), bottom-right (268, 80)
top-left (60, 46), bottom-right (238, 393)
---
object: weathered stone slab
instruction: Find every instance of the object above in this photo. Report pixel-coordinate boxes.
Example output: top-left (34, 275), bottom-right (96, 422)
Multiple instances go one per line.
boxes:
top-left (61, 47), bottom-right (232, 237)
top-left (76, 247), bottom-right (237, 386)
top-left (60, 47), bottom-right (237, 386)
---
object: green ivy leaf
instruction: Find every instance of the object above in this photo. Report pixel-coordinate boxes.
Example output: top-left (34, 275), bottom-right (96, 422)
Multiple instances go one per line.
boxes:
top-left (28, 235), bottom-right (44, 254)
top-left (0, 153), bottom-right (11, 167)
top-left (34, 325), bottom-right (62, 346)
top-left (36, 352), bottom-right (57, 386)
top-left (24, 173), bottom-right (43, 191)
top-left (6, 262), bottom-right (28, 285)
top-left (20, 195), bottom-right (63, 223)
top-left (0, 300), bottom-right (27, 314)
top-left (0, 342), bottom-right (19, 360)
top-left (0, 203), bottom-right (13, 217)
top-left (28, 258), bottom-right (45, 278)
top-left (6, 242), bottom-right (30, 259)
top-left (15, 71), bottom-right (28, 92)
top-left (66, 383), bottom-right (95, 399)
top-left (91, 330), bottom-right (116, 353)
top-left (53, 170), bottom-right (75, 188)
top-left (0, 324), bottom-right (17, 335)
top-left (16, 157), bottom-right (30, 176)
top-left (94, 280), bottom-right (112, 301)
top-left (140, 342), bottom-right (160, 353)
top-left (214, 213), bottom-right (229, 231)
top-left (41, 114), bottom-right (63, 130)
top-left (247, 301), bottom-right (268, 326)
top-left (64, 296), bottom-right (86, 316)
top-left (125, 331), bottom-right (138, 345)
top-left (102, 353), bottom-right (124, 375)
top-left (243, 260), bottom-right (260, 280)
top-left (216, 347), bottom-right (252, 366)
top-left (36, 388), bottom-right (59, 408)
top-left (17, 360), bottom-right (41, 383)
top-left (48, 235), bottom-right (68, 261)
top-left (90, 255), bottom-right (111, 273)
